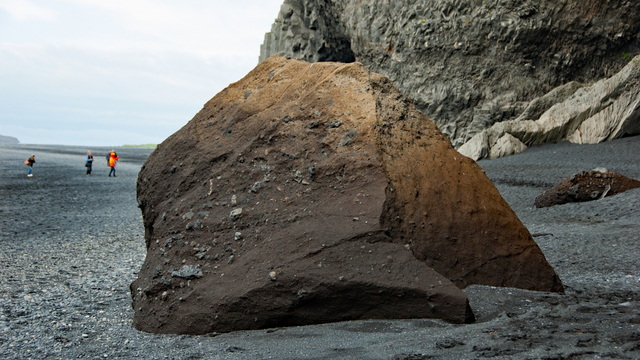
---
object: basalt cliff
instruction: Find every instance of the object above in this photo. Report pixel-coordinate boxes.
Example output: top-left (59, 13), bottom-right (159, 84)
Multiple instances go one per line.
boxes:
top-left (260, 0), bottom-right (640, 151)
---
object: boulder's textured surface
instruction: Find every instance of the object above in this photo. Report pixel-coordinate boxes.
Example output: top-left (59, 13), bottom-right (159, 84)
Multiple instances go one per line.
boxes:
top-left (534, 169), bottom-right (640, 208)
top-left (260, 0), bottom-right (640, 148)
top-left (131, 55), bottom-right (562, 335)
top-left (459, 55), bottom-right (640, 160)
top-left (0, 135), bottom-right (19, 144)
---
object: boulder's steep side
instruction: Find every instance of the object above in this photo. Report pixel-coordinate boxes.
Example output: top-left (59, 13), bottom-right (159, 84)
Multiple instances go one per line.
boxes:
top-left (131, 55), bottom-right (561, 335)
top-left (0, 135), bottom-right (19, 144)
top-left (260, 0), bottom-right (640, 148)
top-left (459, 55), bottom-right (640, 160)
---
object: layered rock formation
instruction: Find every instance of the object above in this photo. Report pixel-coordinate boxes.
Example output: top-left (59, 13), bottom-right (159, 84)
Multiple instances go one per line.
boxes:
top-left (534, 168), bottom-right (640, 208)
top-left (260, 0), bottom-right (640, 148)
top-left (131, 55), bottom-right (562, 335)
top-left (459, 55), bottom-right (640, 160)
top-left (0, 135), bottom-right (19, 144)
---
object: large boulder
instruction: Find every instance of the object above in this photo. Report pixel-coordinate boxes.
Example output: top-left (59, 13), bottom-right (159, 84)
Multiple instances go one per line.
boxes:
top-left (459, 56), bottom-right (640, 160)
top-left (131, 55), bottom-right (562, 335)
top-left (260, 0), bottom-right (640, 148)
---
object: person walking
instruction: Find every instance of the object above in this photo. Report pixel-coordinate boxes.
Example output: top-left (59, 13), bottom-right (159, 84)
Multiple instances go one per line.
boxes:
top-left (85, 151), bottom-right (94, 175)
top-left (108, 150), bottom-right (119, 177)
top-left (25, 154), bottom-right (35, 177)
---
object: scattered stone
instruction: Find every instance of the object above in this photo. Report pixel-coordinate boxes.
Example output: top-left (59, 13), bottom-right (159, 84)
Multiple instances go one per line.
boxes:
top-left (229, 208), bottom-right (243, 221)
top-left (171, 265), bottom-right (203, 279)
top-left (268, 271), bottom-right (277, 281)
top-left (250, 182), bottom-right (261, 193)
top-left (340, 129), bottom-right (357, 146)
top-left (234, 232), bottom-right (242, 241)
top-left (182, 211), bottom-right (194, 220)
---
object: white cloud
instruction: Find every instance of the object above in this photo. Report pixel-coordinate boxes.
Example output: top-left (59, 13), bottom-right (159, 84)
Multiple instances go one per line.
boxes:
top-left (0, 0), bottom-right (284, 146)
top-left (0, 0), bottom-right (56, 21)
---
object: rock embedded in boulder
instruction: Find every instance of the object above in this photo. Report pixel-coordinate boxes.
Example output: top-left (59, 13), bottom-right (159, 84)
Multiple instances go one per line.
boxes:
top-left (131, 55), bottom-right (562, 335)
top-left (534, 169), bottom-right (640, 208)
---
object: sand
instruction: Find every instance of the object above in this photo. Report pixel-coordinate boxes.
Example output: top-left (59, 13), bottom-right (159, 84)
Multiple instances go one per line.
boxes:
top-left (1, 138), bottom-right (639, 359)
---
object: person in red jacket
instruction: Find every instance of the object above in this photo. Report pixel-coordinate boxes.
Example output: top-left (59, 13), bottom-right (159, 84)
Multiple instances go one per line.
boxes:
top-left (108, 150), bottom-right (119, 177)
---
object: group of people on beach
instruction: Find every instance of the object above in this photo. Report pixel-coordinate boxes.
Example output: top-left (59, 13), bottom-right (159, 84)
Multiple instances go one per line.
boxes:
top-left (25, 150), bottom-right (119, 177)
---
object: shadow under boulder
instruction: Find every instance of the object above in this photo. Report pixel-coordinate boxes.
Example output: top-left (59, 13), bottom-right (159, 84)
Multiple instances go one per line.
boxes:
top-left (535, 169), bottom-right (640, 208)
top-left (131, 55), bottom-right (562, 335)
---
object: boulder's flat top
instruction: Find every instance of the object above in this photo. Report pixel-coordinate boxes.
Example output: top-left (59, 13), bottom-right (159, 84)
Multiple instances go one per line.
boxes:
top-left (1, 135), bottom-right (639, 358)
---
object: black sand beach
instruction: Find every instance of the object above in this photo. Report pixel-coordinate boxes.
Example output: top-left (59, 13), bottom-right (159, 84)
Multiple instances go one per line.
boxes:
top-left (1, 138), bottom-right (639, 359)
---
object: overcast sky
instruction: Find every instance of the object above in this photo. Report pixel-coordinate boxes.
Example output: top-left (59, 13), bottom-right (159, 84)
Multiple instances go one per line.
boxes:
top-left (0, 0), bottom-right (283, 146)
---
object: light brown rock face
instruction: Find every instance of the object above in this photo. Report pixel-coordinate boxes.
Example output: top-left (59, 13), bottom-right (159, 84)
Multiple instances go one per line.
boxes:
top-left (131, 55), bottom-right (562, 335)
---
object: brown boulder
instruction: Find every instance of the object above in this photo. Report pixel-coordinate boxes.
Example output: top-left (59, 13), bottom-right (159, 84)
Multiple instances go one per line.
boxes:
top-left (131, 55), bottom-right (562, 334)
top-left (535, 169), bottom-right (640, 208)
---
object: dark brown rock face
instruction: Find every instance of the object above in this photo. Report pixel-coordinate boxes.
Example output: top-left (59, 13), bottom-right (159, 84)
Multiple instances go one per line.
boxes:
top-left (535, 169), bottom-right (640, 208)
top-left (131, 55), bottom-right (562, 334)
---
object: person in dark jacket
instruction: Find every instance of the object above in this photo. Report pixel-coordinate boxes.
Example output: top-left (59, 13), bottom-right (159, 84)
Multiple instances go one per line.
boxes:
top-left (25, 154), bottom-right (35, 177)
top-left (86, 151), bottom-right (94, 175)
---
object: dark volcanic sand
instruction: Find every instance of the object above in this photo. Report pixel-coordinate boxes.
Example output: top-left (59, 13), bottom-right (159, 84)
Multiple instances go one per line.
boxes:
top-left (1, 138), bottom-right (639, 359)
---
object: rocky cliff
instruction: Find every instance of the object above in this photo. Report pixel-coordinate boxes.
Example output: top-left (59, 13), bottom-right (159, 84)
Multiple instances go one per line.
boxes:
top-left (0, 135), bottom-right (19, 144)
top-left (260, 0), bottom-right (640, 148)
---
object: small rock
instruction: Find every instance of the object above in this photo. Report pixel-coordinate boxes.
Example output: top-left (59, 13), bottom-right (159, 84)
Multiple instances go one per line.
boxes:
top-left (328, 120), bottom-right (341, 128)
top-left (234, 232), bottom-right (242, 241)
top-left (268, 271), bottom-right (277, 281)
top-left (230, 208), bottom-right (243, 221)
top-left (182, 211), bottom-right (194, 220)
top-left (250, 182), bottom-right (261, 193)
top-left (341, 129), bottom-right (358, 146)
top-left (231, 195), bottom-right (237, 205)
top-left (171, 265), bottom-right (203, 279)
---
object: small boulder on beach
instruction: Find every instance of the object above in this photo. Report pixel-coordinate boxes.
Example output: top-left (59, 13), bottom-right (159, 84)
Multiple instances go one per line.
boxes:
top-left (131, 55), bottom-right (562, 335)
top-left (534, 169), bottom-right (640, 208)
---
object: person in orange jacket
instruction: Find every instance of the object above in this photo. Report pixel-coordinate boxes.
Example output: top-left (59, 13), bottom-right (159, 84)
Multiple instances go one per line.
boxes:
top-left (108, 150), bottom-right (119, 177)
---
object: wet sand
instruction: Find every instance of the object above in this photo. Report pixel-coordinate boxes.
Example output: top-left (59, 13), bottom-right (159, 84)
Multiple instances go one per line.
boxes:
top-left (1, 138), bottom-right (639, 359)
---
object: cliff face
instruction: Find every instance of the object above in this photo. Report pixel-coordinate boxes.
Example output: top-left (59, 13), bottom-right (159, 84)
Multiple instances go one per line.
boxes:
top-left (260, 0), bottom-right (640, 147)
top-left (0, 135), bottom-right (19, 144)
